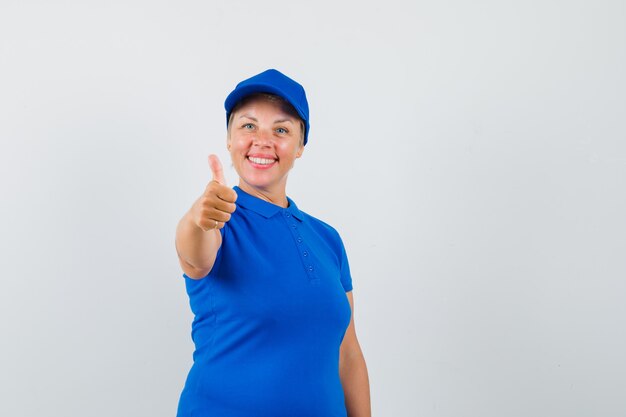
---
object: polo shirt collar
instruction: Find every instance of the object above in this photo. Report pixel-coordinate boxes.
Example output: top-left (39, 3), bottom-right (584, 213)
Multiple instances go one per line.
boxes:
top-left (234, 186), bottom-right (303, 221)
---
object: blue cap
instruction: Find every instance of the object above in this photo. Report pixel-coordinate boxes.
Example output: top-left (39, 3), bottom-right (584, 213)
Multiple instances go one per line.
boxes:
top-left (225, 69), bottom-right (310, 145)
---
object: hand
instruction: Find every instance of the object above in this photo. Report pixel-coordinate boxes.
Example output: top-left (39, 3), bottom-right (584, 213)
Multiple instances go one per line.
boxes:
top-left (191, 154), bottom-right (238, 232)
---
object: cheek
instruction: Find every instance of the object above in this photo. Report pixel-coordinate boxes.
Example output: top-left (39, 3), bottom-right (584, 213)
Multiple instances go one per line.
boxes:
top-left (277, 139), bottom-right (299, 153)
top-left (229, 136), bottom-right (250, 152)
top-left (277, 147), bottom-right (296, 160)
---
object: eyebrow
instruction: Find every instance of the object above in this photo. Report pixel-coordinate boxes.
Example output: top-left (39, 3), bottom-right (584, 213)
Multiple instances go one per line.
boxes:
top-left (238, 114), bottom-right (294, 124)
top-left (273, 118), bottom-right (295, 124)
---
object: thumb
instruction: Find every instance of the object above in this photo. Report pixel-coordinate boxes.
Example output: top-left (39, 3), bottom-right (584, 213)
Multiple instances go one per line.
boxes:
top-left (208, 154), bottom-right (227, 185)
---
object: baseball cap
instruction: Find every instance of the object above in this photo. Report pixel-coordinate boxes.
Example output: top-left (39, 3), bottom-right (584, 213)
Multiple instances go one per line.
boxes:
top-left (224, 69), bottom-right (310, 145)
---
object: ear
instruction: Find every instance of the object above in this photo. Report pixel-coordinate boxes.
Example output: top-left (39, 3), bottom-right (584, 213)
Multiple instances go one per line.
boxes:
top-left (296, 145), bottom-right (304, 159)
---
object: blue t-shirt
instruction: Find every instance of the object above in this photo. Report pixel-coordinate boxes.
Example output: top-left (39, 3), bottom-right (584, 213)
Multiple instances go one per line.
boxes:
top-left (177, 186), bottom-right (353, 417)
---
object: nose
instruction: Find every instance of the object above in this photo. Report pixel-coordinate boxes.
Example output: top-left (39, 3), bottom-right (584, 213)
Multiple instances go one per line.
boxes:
top-left (252, 128), bottom-right (272, 147)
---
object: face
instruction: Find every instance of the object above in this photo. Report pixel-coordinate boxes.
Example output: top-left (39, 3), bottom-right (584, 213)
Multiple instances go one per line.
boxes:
top-left (227, 96), bottom-right (304, 200)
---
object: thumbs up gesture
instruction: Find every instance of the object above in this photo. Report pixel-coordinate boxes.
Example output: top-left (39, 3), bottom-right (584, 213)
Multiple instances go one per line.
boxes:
top-left (192, 154), bottom-right (238, 232)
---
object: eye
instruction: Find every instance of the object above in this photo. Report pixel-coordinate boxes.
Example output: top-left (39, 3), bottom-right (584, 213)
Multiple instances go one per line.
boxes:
top-left (242, 123), bottom-right (254, 130)
top-left (276, 127), bottom-right (288, 134)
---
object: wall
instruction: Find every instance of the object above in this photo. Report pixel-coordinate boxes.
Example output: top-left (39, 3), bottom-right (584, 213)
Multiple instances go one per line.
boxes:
top-left (1, 1), bottom-right (624, 416)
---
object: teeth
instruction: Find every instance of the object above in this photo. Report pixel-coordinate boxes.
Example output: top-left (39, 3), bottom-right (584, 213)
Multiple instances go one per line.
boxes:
top-left (249, 157), bottom-right (275, 165)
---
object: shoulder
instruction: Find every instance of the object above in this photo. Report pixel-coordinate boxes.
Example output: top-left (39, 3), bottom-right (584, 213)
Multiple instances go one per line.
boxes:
top-left (299, 209), bottom-right (344, 242)
top-left (300, 208), bottom-right (335, 230)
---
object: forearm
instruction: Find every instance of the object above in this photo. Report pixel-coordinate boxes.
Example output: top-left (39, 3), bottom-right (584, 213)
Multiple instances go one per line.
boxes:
top-left (340, 349), bottom-right (371, 417)
top-left (175, 208), bottom-right (221, 277)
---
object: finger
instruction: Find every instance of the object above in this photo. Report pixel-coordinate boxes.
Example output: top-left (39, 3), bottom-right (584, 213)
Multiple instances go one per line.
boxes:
top-left (198, 219), bottom-right (224, 232)
top-left (216, 186), bottom-right (238, 204)
top-left (201, 192), bottom-right (237, 215)
top-left (211, 198), bottom-right (237, 214)
top-left (207, 180), bottom-right (238, 204)
top-left (198, 206), bottom-right (231, 227)
top-left (208, 154), bottom-right (226, 185)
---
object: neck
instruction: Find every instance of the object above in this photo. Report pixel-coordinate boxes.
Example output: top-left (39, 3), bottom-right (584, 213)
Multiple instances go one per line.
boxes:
top-left (238, 180), bottom-right (288, 208)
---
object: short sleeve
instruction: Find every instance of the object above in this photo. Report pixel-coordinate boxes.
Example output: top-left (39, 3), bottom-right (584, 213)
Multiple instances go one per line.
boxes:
top-left (338, 236), bottom-right (353, 292)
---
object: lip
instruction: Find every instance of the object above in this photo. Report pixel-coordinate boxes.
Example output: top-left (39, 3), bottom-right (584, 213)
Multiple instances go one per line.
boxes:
top-left (246, 153), bottom-right (277, 169)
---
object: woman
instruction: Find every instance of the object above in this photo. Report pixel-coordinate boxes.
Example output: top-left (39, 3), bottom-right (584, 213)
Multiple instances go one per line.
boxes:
top-left (175, 69), bottom-right (371, 417)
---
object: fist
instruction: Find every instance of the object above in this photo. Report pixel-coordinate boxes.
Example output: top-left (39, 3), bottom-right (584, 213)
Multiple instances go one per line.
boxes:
top-left (192, 154), bottom-right (237, 231)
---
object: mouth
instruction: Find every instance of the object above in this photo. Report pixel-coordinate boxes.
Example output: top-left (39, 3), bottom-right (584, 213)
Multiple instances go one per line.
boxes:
top-left (247, 155), bottom-right (277, 168)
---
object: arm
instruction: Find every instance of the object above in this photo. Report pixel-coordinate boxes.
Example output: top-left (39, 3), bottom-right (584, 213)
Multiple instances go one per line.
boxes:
top-left (175, 207), bottom-right (223, 279)
top-left (340, 291), bottom-right (371, 417)
top-left (175, 155), bottom-right (237, 279)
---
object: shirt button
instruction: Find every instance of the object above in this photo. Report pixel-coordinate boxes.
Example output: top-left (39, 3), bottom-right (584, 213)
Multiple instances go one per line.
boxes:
top-left (291, 224), bottom-right (297, 229)
top-left (308, 265), bottom-right (314, 272)
top-left (286, 213), bottom-right (291, 218)
top-left (297, 237), bottom-right (303, 243)
top-left (303, 251), bottom-right (308, 257)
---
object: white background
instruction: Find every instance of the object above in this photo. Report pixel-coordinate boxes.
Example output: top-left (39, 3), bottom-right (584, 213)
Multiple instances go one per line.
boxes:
top-left (1, 1), bottom-right (625, 416)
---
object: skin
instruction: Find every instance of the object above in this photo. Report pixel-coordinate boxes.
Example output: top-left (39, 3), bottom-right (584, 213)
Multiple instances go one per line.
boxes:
top-left (175, 95), bottom-right (371, 416)
top-left (341, 291), bottom-right (372, 417)
top-left (226, 97), bottom-right (304, 207)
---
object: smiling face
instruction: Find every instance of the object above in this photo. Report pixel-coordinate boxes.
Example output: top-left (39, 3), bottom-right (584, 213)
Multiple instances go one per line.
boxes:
top-left (227, 94), bottom-right (305, 206)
